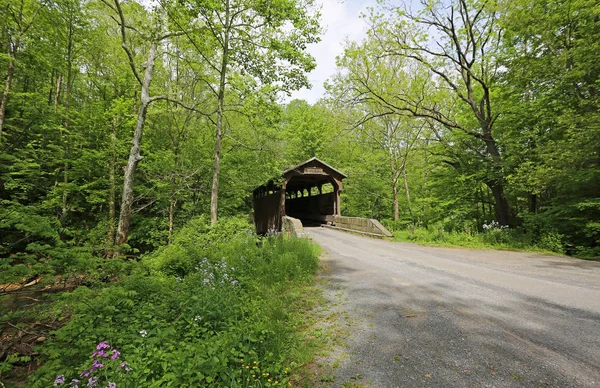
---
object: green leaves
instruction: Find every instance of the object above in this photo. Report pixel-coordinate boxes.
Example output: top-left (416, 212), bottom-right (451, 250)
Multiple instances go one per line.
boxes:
top-left (27, 216), bottom-right (319, 387)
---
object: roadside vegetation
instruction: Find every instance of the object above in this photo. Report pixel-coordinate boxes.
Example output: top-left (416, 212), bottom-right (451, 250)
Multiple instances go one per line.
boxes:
top-left (383, 220), bottom-right (567, 257)
top-left (2, 217), bottom-right (323, 386)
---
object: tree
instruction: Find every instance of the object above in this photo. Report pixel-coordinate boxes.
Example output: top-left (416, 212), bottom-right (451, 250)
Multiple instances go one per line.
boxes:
top-left (328, 38), bottom-right (426, 221)
top-left (0, 0), bottom-right (41, 140)
top-left (179, 0), bottom-right (320, 225)
top-left (102, 0), bottom-right (193, 247)
top-left (354, 0), bottom-right (511, 225)
top-left (498, 0), bottom-right (600, 254)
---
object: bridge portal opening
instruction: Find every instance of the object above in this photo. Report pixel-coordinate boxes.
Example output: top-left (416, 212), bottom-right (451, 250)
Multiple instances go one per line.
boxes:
top-left (252, 157), bottom-right (347, 234)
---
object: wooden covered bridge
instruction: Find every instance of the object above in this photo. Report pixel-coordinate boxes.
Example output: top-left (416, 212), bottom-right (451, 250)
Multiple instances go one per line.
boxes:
top-left (252, 158), bottom-right (392, 237)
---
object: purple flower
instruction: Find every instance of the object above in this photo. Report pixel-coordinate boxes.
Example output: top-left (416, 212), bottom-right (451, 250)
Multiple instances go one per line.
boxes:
top-left (80, 369), bottom-right (90, 377)
top-left (92, 359), bottom-right (105, 369)
top-left (96, 342), bottom-right (110, 350)
top-left (87, 376), bottom-right (98, 387)
top-left (54, 375), bottom-right (65, 385)
top-left (91, 350), bottom-right (108, 358)
top-left (108, 383), bottom-right (116, 388)
top-left (111, 349), bottom-right (120, 360)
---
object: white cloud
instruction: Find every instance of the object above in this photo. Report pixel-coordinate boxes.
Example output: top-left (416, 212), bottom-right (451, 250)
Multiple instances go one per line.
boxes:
top-left (286, 0), bottom-right (374, 104)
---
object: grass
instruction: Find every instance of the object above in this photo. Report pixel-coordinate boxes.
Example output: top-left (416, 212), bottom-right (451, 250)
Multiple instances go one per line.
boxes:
top-left (389, 227), bottom-right (565, 256)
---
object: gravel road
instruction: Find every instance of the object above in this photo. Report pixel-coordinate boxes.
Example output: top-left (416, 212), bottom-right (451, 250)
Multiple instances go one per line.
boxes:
top-left (307, 227), bottom-right (600, 388)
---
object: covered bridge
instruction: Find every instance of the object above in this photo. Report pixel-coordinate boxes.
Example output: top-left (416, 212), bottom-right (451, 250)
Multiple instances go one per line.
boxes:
top-left (252, 157), bottom-right (345, 234)
top-left (252, 158), bottom-right (392, 237)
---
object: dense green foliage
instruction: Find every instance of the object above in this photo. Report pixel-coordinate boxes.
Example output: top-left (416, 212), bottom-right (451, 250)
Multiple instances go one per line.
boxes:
top-left (26, 217), bottom-right (320, 387)
top-left (319, 0), bottom-right (599, 258)
top-left (0, 0), bottom-right (598, 383)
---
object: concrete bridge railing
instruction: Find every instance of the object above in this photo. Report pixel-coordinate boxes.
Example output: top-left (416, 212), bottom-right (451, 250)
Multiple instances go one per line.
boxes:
top-left (330, 216), bottom-right (393, 238)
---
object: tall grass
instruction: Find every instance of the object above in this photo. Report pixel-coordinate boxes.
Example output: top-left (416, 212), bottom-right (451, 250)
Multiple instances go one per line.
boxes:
top-left (387, 224), bottom-right (565, 255)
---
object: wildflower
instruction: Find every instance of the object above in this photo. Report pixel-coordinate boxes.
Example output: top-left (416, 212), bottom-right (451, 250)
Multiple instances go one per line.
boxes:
top-left (54, 375), bottom-right (65, 385)
top-left (140, 330), bottom-right (147, 337)
top-left (176, 277), bottom-right (182, 282)
top-left (80, 369), bottom-right (90, 378)
top-left (232, 280), bottom-right (239, 286)
top-left (203, 278), bottom-right (210, 285)
top-left (108, 383), bottom-right (117, 388)
top-left (96, 342), bottom-right (110, 350)
top-left (69, 379), bottom-right (80, 388)
top-left (118, 362), bottom-right (132, 372)
top-left (194, 315), bottom-right (202, 322)
top-left (91, 350), bottom-right (108, 358)
top-left (87, 376), bottom-right (98, 387)
top-left (90, 359), bottom-right (105, 372)
top-left (111, 349), bottom-right (120, 360)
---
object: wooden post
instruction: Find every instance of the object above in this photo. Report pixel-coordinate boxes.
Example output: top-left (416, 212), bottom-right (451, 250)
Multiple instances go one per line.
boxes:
top-left (333, 178), bottom-right (343, 216)
top-left (280, 180), bottom-right (287, 221)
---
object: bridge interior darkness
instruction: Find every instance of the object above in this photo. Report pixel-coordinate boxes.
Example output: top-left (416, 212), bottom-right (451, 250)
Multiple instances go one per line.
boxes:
top-left (252, 158), bottom-right (346, 234)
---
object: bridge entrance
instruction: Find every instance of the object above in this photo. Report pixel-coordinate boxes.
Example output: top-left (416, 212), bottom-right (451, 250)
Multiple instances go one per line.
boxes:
top-left (252, 157), bottom-right (346, 234)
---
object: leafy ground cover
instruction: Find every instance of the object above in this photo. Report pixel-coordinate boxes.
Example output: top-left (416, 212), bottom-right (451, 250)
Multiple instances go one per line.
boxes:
top-left (382, 220), bottom-right (572, 257)
top-left (1, 216), bottom-right (324, 387)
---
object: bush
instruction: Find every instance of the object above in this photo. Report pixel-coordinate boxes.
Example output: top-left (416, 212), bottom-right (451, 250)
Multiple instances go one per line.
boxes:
top-left (537, 232), bottom-right (565, 254)
top-left (28, 216), bottom-right (320, 387)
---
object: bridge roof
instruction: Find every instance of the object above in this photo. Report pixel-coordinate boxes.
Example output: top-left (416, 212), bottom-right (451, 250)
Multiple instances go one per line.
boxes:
top-left (283, 157), bottom-right (347, 179)
top-left (253, 157), bottom-right (346, 197)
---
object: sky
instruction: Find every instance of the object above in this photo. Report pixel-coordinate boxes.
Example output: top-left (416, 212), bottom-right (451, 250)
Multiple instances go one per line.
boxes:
top-left (287, 0), bottom-right (376, 104)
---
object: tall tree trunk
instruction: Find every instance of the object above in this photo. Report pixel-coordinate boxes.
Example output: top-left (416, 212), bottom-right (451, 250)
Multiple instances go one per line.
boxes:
top-left (115, 42), bottom-right (157, 246)
top-left (107, 121), bottom-right (117, 247)
top-left (54, 73), bottom-right (62, 112)
top-left (401, 165), bottom-right (413, 218)
top-left (62, 34), bottom-right (73, 222)
top-left (482, 133), bottom-right (511, 226)
top-left (528, 193), bottom-right (537, 214)
top-left (168, 197), bottom-right (177, 244)
top-left (392, 179), bottom-right (399, 221)
top-left (386, 120), bottom-right (400, 222)
top-left (210, 7), bottom-right (230, 226)
top-left (480, 187), bottom-right (486, 218)
top-left (486, 180), bottom-right (509, 226)
top-left (389, 154), bottom-right (400, 221)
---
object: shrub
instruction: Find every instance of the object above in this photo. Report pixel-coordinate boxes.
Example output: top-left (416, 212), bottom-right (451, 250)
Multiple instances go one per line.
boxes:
top-left (28, 216), bottom-right (320, 387)
top-left (537, 232), bottom-right (565, 254)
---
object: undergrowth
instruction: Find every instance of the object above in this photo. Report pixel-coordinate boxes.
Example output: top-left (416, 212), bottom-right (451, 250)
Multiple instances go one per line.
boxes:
top-left (383, 221), bottom-right (567, 256)
top-left (18, 216), bottom-right (322, 387)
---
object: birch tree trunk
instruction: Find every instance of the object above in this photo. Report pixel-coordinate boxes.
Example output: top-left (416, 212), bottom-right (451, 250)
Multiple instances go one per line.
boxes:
top-left (115, 42), bottom-right (157, 245)
top-left (210, 2), bottom-right (230, 226)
